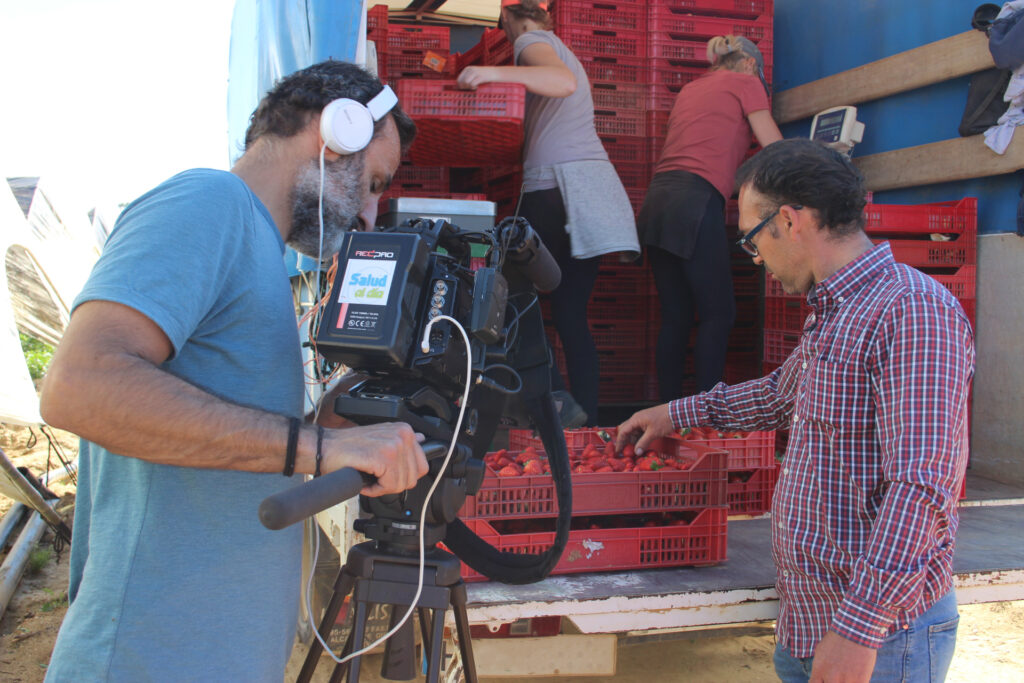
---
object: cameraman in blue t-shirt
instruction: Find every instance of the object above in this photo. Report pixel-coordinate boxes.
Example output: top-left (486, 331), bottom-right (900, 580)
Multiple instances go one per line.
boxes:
top-left (39, 61), bottom-right (425, 681)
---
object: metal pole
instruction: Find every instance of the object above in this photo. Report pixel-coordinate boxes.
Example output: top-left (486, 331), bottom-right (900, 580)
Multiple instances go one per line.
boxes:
top-left (0, 503), bottom-right (27, 550)
top-left (0, 509), bottom-right (49, 622)
top-left (0, 448), bottom-right (71, 542)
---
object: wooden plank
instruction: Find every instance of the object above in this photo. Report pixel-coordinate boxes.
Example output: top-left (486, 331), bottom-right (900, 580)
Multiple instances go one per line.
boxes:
top-left (471, 634), bottom-right (617, 677)
top-left (854, 133), bottom-right (1024, 191)
top-left (774, 31), bottom-right (995, 124)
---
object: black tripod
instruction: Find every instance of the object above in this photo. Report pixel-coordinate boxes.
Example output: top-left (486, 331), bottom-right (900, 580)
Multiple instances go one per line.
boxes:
top-left (297, 538), bottom-right (478, 683)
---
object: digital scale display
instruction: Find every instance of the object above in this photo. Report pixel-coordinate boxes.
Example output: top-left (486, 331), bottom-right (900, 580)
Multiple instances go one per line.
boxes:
top-left (812, 110), bottom-right (846, 143)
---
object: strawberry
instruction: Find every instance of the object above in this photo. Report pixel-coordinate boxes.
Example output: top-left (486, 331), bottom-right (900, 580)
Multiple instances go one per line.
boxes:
top-left (523, 459), bottom-right (544, 475)
top-left (497, 465), bottom-right (521, 477)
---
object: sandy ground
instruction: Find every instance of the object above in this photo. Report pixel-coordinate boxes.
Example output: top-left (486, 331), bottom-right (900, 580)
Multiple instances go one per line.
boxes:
top-left (2, 421), bottom-right (1023, 682)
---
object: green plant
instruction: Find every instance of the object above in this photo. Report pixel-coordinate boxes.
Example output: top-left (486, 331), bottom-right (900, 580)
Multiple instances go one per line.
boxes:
top-left (19, 333), bottom-right (54, 380)
top-left (40, 589), bottom-right (68, 613)
top-left (26, 547), bottom-right (52, 575)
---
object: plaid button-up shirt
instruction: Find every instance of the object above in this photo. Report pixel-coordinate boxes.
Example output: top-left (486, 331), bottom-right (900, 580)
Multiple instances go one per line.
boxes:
top-left (670, 243), bottom-right (974, 656)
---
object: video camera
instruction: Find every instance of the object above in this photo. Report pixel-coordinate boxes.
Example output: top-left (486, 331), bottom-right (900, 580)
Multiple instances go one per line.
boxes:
top-left (262, 215), bottom-right (572, 583)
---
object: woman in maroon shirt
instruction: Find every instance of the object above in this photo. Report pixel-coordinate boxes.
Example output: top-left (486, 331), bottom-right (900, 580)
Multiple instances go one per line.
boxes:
top-left (638, 36), bottom-right (782, 400)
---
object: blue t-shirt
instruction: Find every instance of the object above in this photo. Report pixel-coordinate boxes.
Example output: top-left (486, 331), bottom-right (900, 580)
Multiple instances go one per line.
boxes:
top-left (46, 169), bottom-right (306, 682)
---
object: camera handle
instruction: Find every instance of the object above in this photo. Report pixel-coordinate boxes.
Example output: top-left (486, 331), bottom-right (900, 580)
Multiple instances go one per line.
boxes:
top-left (258, 441), bottom-right (449, 531)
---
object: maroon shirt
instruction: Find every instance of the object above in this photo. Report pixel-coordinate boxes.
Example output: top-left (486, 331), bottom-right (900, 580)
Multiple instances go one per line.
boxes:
top-left (655, 69), bottom-right (769, 199)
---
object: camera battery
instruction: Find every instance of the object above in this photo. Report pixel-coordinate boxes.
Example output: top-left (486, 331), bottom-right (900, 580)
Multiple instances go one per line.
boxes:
top-left (316, 231), bottom-right (431, 369)
top-left (379, 197), bottom-right (496, 232)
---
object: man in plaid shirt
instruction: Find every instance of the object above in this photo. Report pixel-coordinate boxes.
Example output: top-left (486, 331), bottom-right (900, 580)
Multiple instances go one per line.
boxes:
top-left (618, 139), bottom-right (974, 682)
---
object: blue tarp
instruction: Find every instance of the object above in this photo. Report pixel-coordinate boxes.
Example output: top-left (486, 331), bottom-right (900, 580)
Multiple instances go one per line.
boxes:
top-left (227, 0), bottom-right (364, 273)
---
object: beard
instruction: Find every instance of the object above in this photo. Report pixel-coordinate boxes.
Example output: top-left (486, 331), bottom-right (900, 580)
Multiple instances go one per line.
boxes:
top-left (287, 153), bottom-right (366, 260)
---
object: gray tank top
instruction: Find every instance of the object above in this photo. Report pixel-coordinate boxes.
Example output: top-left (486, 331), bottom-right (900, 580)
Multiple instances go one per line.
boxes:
top-left (514, 31), bottom-right (610, 170)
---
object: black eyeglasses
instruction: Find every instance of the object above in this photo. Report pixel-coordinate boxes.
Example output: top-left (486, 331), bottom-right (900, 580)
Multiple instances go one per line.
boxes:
top-left (735, 205), bottom-right (802, 257)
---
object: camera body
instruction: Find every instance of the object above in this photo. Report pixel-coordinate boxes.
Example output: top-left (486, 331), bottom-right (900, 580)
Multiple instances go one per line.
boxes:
top-left (314, 217), bottom-right (555, 550)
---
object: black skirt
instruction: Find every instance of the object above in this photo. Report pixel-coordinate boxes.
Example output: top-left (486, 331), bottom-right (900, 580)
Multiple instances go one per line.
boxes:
top-left (637, 170), bottom-right (724, 260)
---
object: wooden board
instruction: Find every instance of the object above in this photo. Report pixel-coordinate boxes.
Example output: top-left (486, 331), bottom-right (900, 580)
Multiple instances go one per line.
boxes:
top-left (471, 634), bottom-right (617, 677)
top-left (774, 31), bottom-right (995, 124)
top-left (854, 133), bottom-right (1024, 191)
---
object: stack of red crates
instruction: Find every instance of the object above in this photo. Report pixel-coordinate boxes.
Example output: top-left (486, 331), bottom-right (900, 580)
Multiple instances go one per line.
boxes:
top-left (456, 428), bottom-right (729, 581)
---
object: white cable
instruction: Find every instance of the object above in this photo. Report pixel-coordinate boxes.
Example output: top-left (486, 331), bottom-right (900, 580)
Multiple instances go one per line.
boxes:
top-left (307, 314), bottom-right (473, 667)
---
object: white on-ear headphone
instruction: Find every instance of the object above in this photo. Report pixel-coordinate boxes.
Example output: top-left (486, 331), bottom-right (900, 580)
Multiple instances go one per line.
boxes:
top-left (319, 84), bottom-right (399, 155)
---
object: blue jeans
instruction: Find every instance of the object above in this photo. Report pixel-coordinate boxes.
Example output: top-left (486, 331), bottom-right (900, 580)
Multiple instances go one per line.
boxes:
top-left (773, 591), bottom-right (959, 682)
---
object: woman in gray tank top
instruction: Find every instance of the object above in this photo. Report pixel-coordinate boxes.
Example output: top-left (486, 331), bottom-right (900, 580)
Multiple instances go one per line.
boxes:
top-left (457, 0), bottom-right (639, 427)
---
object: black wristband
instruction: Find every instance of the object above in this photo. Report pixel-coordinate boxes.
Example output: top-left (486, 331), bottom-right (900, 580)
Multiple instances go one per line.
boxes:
top-left (314, 426), bottom-right (324, 478)
top-left (283, 417), bottom-right (300, 477)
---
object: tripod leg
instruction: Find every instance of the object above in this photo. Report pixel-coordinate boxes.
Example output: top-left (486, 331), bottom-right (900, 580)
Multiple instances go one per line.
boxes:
top-left (298, 568), bottom-right (357, 683)
top-left (326, 630), bottom-right (354, 683)
top-left (425, 607), bottom-right (446, 683)
top-left (418, 607), bottom-right (432, 664)
top-left (450, 583), bottom-right (479, 683)
top-left (381, 605), bottom-right (417, 680)
top-left (346, 598), bottom-right (371, 683)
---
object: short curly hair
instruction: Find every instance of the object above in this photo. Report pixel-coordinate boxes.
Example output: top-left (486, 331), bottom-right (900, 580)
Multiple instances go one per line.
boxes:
top-left (735, 139), bottom-right (867, 236)
top-left (243, 60), bottom-right (415, 152)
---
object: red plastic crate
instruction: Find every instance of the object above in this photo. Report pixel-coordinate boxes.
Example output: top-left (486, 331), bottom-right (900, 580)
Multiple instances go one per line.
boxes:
top-left (648, 35), bottom-right (710, 63)
top-left (483, 30), bottom-right (513, 66)
top-left (724, 352), bottom-right (761, 385)
top-left (589, 292), bottom-right (651, 320)
top-left (593, 264), bottom-right (649, 295)
top-left (579, 54), bottom-right (649, 84)
top-left (591, 81), bottom-right (647, 111)
top-left (599, 373), bottom-right (647, 403)
top-left (960, 298), bottom-right (976, 324)
top-left (459, 506), bottom-right (729, 581)
top-left (455, 42), bottom-right (485, 70)
top-left (391, 163), bottom-right (449, 188)
top-left (462, 441), bottom-right (727, 520)
top-left (764, 296), bottom-right (812, 332)
top-left (645, 82), bottom-right (682, 111)
top-left (612, 161), bottom-right (652, 189)
top-left (649, 35), bottom-right (773, 68)
top-left (650, 62), bottom-right (707, 90)
top-left (656, 0), bottom-right (773, 19)
top-left (674, 429), bottom-right (776, 470)
top-left (727, 466), bottom-right (778, 515)
top-left (647, 7), bottom-right (772, 43)
top-left (877, 236), bottom-right (976, 269)
top-left (763, 329), bottom-right (802, 364)
top-left (470, 616), bottom-right (562, 639)
top-left (646, 109), bottom-right (671, 140)
top-left (726, 199), bottom-right (740, 225)
top-left (727, 323), bottom-right (758, 351)
top-left (594, 107), bottom-right (647, 137)
top-left (863, 199), bottom-right (977, 236)
top-left (928, 266), bottom-right (977, 300)
top-left (397, 80), bottom-right (525, 166)
top-left (731, 266), bottom-right (762, 297)
top-left (765, 272), bottom-right (788, 297)
top-left (553, 0), bottom-right (646, 32)
top-left (625, 186), bottom-right (646, 213)
top-left (559, 26), bottom-right (647, 59)
top-left (386, 25), bottom-right (450, 52)
top-left (385, 49), bottom-right (449, 76)
top-left (367, 4), bottom-right (389, 33)
top-left (600, 134), bottom-right (650, 164)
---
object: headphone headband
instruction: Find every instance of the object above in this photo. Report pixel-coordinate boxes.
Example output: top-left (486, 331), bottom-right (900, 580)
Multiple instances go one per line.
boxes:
top-left (366, 84), bottom-right (398, 121)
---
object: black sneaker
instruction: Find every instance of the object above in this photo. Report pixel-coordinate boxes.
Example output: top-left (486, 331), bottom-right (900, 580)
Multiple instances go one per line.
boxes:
top-left (552, 390), bottom-right (588, 429)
